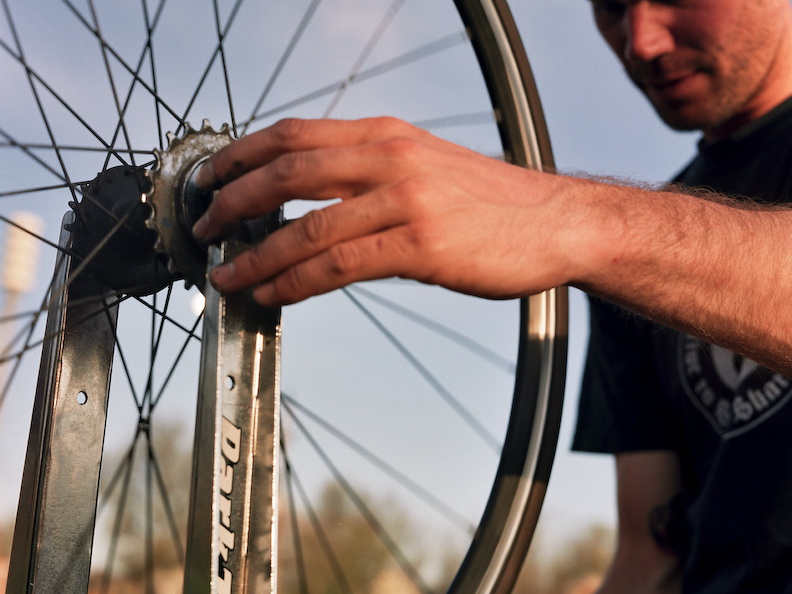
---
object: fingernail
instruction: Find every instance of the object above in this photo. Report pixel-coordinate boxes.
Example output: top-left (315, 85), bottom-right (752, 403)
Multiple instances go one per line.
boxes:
top-left (192, 214), bottom-right (210, 241)
top-left (195, 161), bottom-right (216, 189)
top-left (209, 262), bottom-right (235, 289)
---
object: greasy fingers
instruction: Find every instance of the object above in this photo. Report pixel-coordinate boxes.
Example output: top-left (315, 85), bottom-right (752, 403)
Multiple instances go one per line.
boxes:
top-left (196, 117), bottom-right (426, 190)
top-left (193, 148), bottom-right (352, 242)
top-left (207, 194), bottom-right (406, 294)
top-left (207, 232), bottom-right (405, 306)
top-left (249, 230), bottom-right (415, 306)
top-left (196, 118), bottom-right (312, 190)
top-left (192, 127), bottom-right (437, 243)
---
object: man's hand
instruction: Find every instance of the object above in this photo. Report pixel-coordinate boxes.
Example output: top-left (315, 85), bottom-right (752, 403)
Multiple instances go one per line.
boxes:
top-left (190, 116), bottom-right (792, 376)
top-left (191, 117), bottom-right (584, 305)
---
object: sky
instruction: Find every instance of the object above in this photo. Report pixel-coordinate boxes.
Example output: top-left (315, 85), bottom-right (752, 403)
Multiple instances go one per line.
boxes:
top-left (0, 0), bottom-right (705, 576)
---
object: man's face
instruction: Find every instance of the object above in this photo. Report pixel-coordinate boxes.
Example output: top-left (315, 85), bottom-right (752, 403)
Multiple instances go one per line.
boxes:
top-left (589, 0), bottom-right (789, 136)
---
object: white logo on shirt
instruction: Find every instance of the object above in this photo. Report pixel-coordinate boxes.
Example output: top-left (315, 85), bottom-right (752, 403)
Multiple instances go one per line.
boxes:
top-left (678, 335), bottom-right (792, 438)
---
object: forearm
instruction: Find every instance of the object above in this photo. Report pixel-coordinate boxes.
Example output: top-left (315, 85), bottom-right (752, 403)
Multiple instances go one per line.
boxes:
top-left (598, 452), bottom-right (683, 594)
top-left (563, 176), bottom-right (792, 374)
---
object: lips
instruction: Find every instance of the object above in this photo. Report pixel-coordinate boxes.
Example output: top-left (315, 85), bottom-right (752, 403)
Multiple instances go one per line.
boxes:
top-left (650, 73), bottom-right (690, 88)
top-left (636, 69), bottom-right (701, 102)
top-left (647, 71), bottom-right (695, 89)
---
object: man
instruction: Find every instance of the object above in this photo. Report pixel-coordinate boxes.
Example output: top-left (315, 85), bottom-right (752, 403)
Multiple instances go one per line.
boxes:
top-left (191, 0), bottom-right (792, 590)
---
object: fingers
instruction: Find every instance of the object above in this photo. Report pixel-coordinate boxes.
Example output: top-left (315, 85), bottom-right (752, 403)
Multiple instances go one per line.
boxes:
top-left (252, 231), bottom-right (406, 305)
top-left (221, 225), bottom-right (421, 306)
top-left (194, 145), bottom-right (366, 241)
top-left (195, 116), bottom-right (426, 190)
top-left (207, 191), bottom-right (408, 296)
top-left (192, 120), bottom-right (439, 243)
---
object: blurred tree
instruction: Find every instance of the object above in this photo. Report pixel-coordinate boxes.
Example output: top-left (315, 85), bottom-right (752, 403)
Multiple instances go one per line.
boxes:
top-left (89, 420), bottom-right (192, 592)
top-left (3, 409), bottom-right (616, 594)
top-left (512, 523), bottom-right (614, 594)
top-left (0, 516), bottom-right (13, 593)
top-left (546, 523), bottom-right (613, 594)
top-left (278, 482), bottom-right (429, 594)
top-left (0, 517), bottom-right (13, 557)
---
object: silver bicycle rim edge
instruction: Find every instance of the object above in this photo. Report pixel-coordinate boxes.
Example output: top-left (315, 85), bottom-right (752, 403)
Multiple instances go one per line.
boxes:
top-left (448, 1), bottom-right (568, 592)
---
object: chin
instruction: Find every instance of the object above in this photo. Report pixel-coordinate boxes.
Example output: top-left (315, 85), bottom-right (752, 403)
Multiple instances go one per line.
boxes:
top-left (652, 100), bottom-right (715, 133)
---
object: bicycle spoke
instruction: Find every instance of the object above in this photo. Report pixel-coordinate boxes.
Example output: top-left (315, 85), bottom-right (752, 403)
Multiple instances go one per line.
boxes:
top-left (100, 440), bottom-right (139, 592)
top-left (322, 0), bottom-right (405, 118)
top-left (0, 37), bottom-right (129, 170)
top-left (414, 110), bottom-right (497, 131)
top-left (1, 0), bottom-right (81, 203)
top-left (108, 315), bottom-right (146, 412)
top-left (130, 294), bottom-right (203, 341)
top-left (212, 0), bottom-right (238, 136)
top-left (283, 400), bottom-right (433, 594)
top-left (0, 140), bottom-right (152, 156)
top-left (243, 30), bottom-right (468, 127)
top-left (60, 0), bottom-right (182, 131)
top-left (139, 0), bottom-right (168, 150)
top-left (283, 394), bottom-right (474, 534)
top-left (150, 313), bottom-right (203, 411)
top-left (174, 0), bottom-right (245, 133)
top-left (84, 0), bottom-right (139, 171)
top-left (62, 0), bottom-right (172, 173)
top-left (343, 287), bottom-right (502, 452)
top-left (282, 454), bottom-right (354, 594)
top-left (281, 436), bottom-right (310, 594)
top-left (349, 284), bottom-right (516, 373)
top-left (0, 294), bottom-right (128, 367)
top-left (241, 0), bottom-right (323, 136)
top-left (148, 437), bottom-right (186, 567)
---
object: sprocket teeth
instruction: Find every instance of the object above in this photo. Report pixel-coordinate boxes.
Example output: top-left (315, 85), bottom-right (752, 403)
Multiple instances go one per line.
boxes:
top-left (145, 121), bottom-right (234, 290)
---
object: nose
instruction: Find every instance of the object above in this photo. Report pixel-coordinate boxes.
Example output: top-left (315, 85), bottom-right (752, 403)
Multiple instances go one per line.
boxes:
top-left (623, 3), bottom-right (674, 63)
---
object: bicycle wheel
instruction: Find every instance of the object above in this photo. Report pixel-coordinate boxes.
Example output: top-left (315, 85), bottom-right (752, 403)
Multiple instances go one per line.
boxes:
top-left (0, 1), bottom-right (566, 593)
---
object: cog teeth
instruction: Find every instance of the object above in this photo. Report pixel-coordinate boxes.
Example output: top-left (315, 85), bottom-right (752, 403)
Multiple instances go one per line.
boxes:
top-left (148, 120), bottom-right (234, 290)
